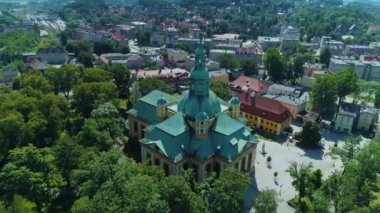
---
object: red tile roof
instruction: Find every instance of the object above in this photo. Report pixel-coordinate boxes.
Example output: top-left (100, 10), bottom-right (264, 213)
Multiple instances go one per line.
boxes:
top-left (239, 93), bottom-right (292, 123)
top-left (230, 76), bottom-right (272, 93)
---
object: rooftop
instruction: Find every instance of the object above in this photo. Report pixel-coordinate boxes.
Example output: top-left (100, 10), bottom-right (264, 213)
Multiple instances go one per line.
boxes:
top-left (239, 94), bottom-right (292, 123)
top-left (230, 76), bottom-right (272, 93)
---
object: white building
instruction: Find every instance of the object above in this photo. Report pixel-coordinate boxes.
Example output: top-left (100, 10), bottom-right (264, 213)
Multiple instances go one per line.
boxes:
top-left (335, 103), bottom-right (360, 133)
top-left (280, 26), bottom-right (300, 50)
top-left (357, 107), bottom-right (378, 131)
top-left (167, 48), bottom-right (188, 68)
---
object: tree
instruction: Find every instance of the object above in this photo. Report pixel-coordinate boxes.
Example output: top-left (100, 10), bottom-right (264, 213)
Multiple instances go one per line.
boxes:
top-left (53, 133), bottom-right (83, 182)
top-left (45, 64), bottom-right (81, 99)
top-left (120, 44), bottom-right (130, 54)
top-left (320, 47), bottom-right (331, 66)
top-left (208, 168), bottom-right (250, 213)
top-left (59, 31), bottom-right (68, 46)
top-left (0, 145), bottom-right (65, 211)
top-left (240, 60), bottom-right (258, 76)
top-left (263, 48), bottom-right (286, 82)
top-left (77, 51), bottom-right (94, 68)
top-left (311, 190), bottom-right (330, 213)
top-left (210, 81), bottom-right (230, 101)
top-left (253, 189), bottom-right (278, 213)
top-left (335, 68), bottom-right (358, 107)
top-left (109, 64), bottom-right (131, 99)
top-left (218, 54), bottom-right (240, 71)
top-left (78, 103), bottom-right (125, 151)
top-left (13, 71), bottom-right (54, 93)
top-left (286, 162), bottom-right (314, 202)
top-left (160, 175), bottom-right (205, 212)
top-left (329, 136), bottom-right (361, 165)
top-left (72, 82), bottom-right (118, 117)
top-left (297, 121), bottom-right (321, 148)
top-left (93, 40), bottom-right (115, 55)
top-left (310, 75), bottom-right (337, 116)
top-left (293, 54), bottom-right (308, 79)
top-left (83, 68), bottom-right (113, 83)
top-left (0, 195), bottom-right (36, 213)
top-left (139, 78), bottom-right (172, 95)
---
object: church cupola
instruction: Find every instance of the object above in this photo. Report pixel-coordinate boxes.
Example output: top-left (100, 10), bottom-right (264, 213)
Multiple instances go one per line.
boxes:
top-left (156, 95), bottom-right (167, 122)
top-left (229, 97), bottom-right (241, 120)
top-left (195, 112), bottom-right (209, 139)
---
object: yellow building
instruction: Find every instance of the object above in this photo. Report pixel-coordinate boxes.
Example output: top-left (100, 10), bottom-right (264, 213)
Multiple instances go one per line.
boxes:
top-left (239, 94), bottom-right (292, 135)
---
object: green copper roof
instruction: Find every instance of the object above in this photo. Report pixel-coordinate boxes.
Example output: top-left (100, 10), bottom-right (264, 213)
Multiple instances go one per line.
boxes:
top-left (129, 90), bottom-right (178, 124)
top-left (177, 90), bottom-right (222, 118)
top-left (212, 113), bottom-right (245, 136)
top-left (140, 90), bottom-right (177, 106)
top-left (156, 112), bottom-right (188, 136)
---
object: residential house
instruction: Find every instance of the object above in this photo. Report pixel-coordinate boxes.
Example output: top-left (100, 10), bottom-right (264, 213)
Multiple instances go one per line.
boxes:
top-left (345, 45), bottom-right (375, 56)
top-left (320, 36), bottom-right (344, 55)
top-left (1, 68), bottom-right (20, 87)
top-left (209, 70), bottom-right (229, 83)
top-left (335, 103), bottom-right (361, 133)
top-left (229, 76), bottom-right (272, 96)
top-left (357, 107), bottom-right (378, 131)
top-left (186, 55), bottom-right (220, 71)
top-left (266, 84), bottom-right (309, 117)
top-left (235, 46), bottom-right (263, 64)
top-left (132, 68), bottom-right (190, 89)
top-left (367, 25), bottom-right (380, 34)
top-left (167, 48), bottom-right (188, 68)
top-left (258, 36), bottom-right (280, 51)
top-left (99, 53), bottom-right (145, 69)
top-left (280, 26), bottom-right (300, 51)
top-left (36, 48), bottom-right (69, 64)
top-left (209, 49), bottom-right (235, 61)
top-left (239, 93), bottom-right (292, 135)
top-left (329, 56), bottom-right (380, 82)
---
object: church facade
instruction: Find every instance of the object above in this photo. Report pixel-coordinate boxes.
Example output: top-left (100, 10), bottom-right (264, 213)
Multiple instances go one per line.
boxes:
top-left (128, 37), bottom-right (258, 180)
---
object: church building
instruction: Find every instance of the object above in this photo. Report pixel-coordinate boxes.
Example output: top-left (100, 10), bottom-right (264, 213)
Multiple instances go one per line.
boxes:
top-left (128, 37), bottom-right (258, 180)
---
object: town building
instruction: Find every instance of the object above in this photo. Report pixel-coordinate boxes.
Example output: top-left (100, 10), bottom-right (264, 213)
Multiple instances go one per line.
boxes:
top-left (357, 107), bottom-right (378, 132)
top-left (209, 49), bottom-right (235, 61)
top-left (320, 36), bottom-right (344, 55)
top-left (209, 70), bottom-right (229, 83)
top-left (301, 70), bottom-right (328, 88)
top-left (239, 94), bottom-right (292, 135)
top-left (329, 56), bottom-right (380, 82)
top-left (131, 68), bottom-right (190, 90)
top-left (166, 48), bottom-right (188, 68)
top-left (345, 45), bottom-right (375, 56)
top-left (280, 26), bottom-right (300, 51)
top-left (99, 53), bottom-right (145, 69)
top-left (1, 68), bottom-right (20, 87)
top-left (335, 103), bottom-right (361, 133)
top-left (229, 76), bottom-right (272, 96)
top-left (36, 48), bottom-right (69, 64)
top-left (265, 84), bottom-right (309, 118)
top-left (127, 38), bottom-right (258, 180)
top-left (177, 37), bottom-right (213, 53)
top-left (367, 25), bottom-right (380, 34)
top-left (235, 46), bottom-right (263, 64)
top-left (258, 36), bottom-right (280, 51)
top-left (186, 55), bottom-right (220, 71)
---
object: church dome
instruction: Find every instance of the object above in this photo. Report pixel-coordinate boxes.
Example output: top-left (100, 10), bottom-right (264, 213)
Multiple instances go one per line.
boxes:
top-left (195, 111), bottom-right (209, 121)
top-left (156, 96), bottom-right (168, 105)
top-left (178, 90), bottom-right (221, 119)
top-left (229, 97), bottom-right (240, 105)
